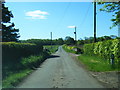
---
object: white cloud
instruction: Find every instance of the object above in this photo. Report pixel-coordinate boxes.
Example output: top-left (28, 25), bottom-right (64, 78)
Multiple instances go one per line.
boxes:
top-left (25, 10), bottom-right (49, 19)
top-left (68, 26), bottom-right (76, 28)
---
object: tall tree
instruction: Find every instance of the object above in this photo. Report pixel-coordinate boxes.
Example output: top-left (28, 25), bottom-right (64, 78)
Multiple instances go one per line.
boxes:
top-left (98, 2), bottom-right (120, 28)
top-left (65, 36), bottom-right (75, 45)
top-left (2, 2), bottom-right (20, 42)
top-left (57, 38), bottom-right (64, 45)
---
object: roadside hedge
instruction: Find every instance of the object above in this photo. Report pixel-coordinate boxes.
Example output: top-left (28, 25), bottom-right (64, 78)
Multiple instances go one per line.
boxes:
top-left (2, 42), bottom-right (43, 65)
top-left (21, 51), bottom-right (49, 69)
top-left (2, 42), bottom-right (44, 79)
top-left (83, 39), bottom-right (120, 64)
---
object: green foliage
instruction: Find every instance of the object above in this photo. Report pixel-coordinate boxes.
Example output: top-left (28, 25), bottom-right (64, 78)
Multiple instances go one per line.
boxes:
top-left (21, 38), bottom-right (64, 46)
top-left (2, 3), bottom-right (20, 42)
top-left (65, 36), bottom-right (75, 45)
top-left (78, 55), bottom-right (118, 72)
top-left (2, 3), bottom-right (13, 23)
top-left (77, 36), bottom-right (115, 46)
top-left (2, 42), bottom-right (43, 79)
top-left (98, 2), bottom-right (120, 28)
top-left (83, 43), bottom-right (94, 55)
top-left (83, 39), bottom-right (120, 65)
top-left (56, 38), bottom-right (64, 45)
top-left (2, 42), bottom-right (50, 88)
top-left (63, 45), bottom-right (76, 54)
top-left (21, 55), bottom-right (43, 69)
top-left (63, 44), bottom-right (83, 54)
top-left (2, 69), bottom-right (32, 88)
top-left (21, 52), bottom-right (49, 69)
top-left (2, 42), bottom-right (43, 64)
top-left (44, 45), bottom-right (59, 54)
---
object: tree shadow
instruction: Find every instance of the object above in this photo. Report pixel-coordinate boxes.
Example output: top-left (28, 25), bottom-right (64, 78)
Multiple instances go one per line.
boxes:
top-left (48, 55), bottom-right (60, 59)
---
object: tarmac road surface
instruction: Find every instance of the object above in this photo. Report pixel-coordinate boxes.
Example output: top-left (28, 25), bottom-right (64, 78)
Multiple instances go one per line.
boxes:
top-left (17, 46), bottom-right (104, 88)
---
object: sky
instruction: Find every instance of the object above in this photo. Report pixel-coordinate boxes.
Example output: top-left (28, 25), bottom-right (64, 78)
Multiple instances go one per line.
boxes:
top-left (5, 2), bottom-right (118, 40)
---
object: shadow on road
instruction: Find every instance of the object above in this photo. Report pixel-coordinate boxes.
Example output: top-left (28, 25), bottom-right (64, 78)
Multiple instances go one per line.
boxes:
top-left (48, 55), bottom-right (60, 59)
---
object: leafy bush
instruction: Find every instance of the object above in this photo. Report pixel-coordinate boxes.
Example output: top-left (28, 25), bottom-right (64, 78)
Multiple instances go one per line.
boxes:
top-left (2, 42), bottom-right (43, 79)
top-left (43, 45), bottom-right (59, 54)
top-left (83, 43), bottom-right (94, 55)
top-left (21, 51), bottom-right (49, 69)
top-left (83, 39), bottom-right (120, 65)
top-left (63, 44), bottom-right (83, 54)
top-left (2, 42), bottom-right (50, 87)
top-left (2, 42), bottom-right (43, 64)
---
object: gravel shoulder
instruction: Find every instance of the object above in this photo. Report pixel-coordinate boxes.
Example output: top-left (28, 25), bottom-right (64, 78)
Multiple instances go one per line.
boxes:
top-left (69, 53), bottom-right (120, 88)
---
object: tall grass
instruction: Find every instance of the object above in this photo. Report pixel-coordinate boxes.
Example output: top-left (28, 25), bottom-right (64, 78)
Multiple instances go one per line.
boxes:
top-left (2, 42), bottom-right (43, 78)
top-left (21, 52), bottom-right (49, 69)
top-left (63, 44), bottom-right (119, 72)
top-left (2, 52), bottom-right (49, 88)
top-left (62, 46), bottom-right (76, 54)
top-left (78, 55), bottom-right (119, 72)
top-left (44, 45), bottom-right (59, 54)
top-left (62, 45), bottom-right (83, 54)
top-left (2, 69), bottom-right (32, 88)
top-left (2, 42), bottom-right (50, 88)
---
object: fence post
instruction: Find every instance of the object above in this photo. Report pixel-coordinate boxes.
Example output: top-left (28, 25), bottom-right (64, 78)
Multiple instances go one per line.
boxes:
top-left (110, 54), bottom-right (115, 68)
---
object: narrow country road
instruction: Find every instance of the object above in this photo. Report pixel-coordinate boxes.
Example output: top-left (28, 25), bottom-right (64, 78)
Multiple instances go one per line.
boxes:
top-left (17, 46), bottom-right (104, 88)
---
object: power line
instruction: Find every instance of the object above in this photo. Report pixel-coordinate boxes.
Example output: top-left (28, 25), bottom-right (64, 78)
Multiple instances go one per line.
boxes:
top-left (54, 2), bottom-right (71, 30)
top-left (79, 3), bottom-right (92, 27)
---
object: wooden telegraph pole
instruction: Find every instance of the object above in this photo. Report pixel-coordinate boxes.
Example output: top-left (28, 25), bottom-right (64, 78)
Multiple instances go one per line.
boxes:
top-left (0, 1), bottom-right (2, 42)
top-left (118, 23), bottom-right (120, 37)
top-left (50, 32), bottom-right (52, 48)
top-left (74, 26), bottom-right (77, 41)
top-left (94, 1), bottom-right (97, 43)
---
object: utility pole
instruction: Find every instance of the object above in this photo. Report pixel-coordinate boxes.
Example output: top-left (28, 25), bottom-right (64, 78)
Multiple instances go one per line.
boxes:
top-left (0, 1), bottom-right (2, 42)
top-left (74, 26), bottom-right (77, 41)
top-left (50, 32), bottom-right (52, 48)
top-left (94, 1), bottom-right (97, 43)
top-left (118, 23), bottom-right (120, 37)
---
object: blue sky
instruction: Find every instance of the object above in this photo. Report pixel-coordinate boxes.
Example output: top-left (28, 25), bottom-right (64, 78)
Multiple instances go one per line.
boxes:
top-left (5, 2), bottom-right (118, 40)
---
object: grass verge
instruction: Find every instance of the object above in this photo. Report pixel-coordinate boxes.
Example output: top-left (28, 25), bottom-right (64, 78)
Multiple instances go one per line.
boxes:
top-left (78, 54), bottom-right (119, 72)
top-left (44, 45), bottom-right (59, 54)
top-left (2, 51), bottom-right (49, 88)
top-left (63, 46), bottom-right (76, 54)
top-left (62, 45), bottom-right (119, 72)
top-left (2, 69), bottom-right (32, 88)
top-left (62, 45), bottom-right (76, 54)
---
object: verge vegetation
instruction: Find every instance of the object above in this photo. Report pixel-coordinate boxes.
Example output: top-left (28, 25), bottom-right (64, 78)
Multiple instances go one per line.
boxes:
top-left (63, 39), bottom-right (120, 72)
top-left (2, 42), bottom-right (58, 88)
top-left (44, 45), bottom-right (59, 54)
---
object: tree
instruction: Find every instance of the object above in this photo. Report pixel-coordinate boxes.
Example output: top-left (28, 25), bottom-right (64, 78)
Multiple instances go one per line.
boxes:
top-left (97, 36), bottom-right (112, 41)
top-left (98, 2), bottom-right (120, 28)
top-left (2, 2), bottom-right (20, 42)
top-left (65, 36), bottom-right (75, 45)
top-left (110, 35), bottom-right (117, 39)
top-left (77, 40), bottom-right (84, 45)
top-left (57, 38), bottom-right (64, 45)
